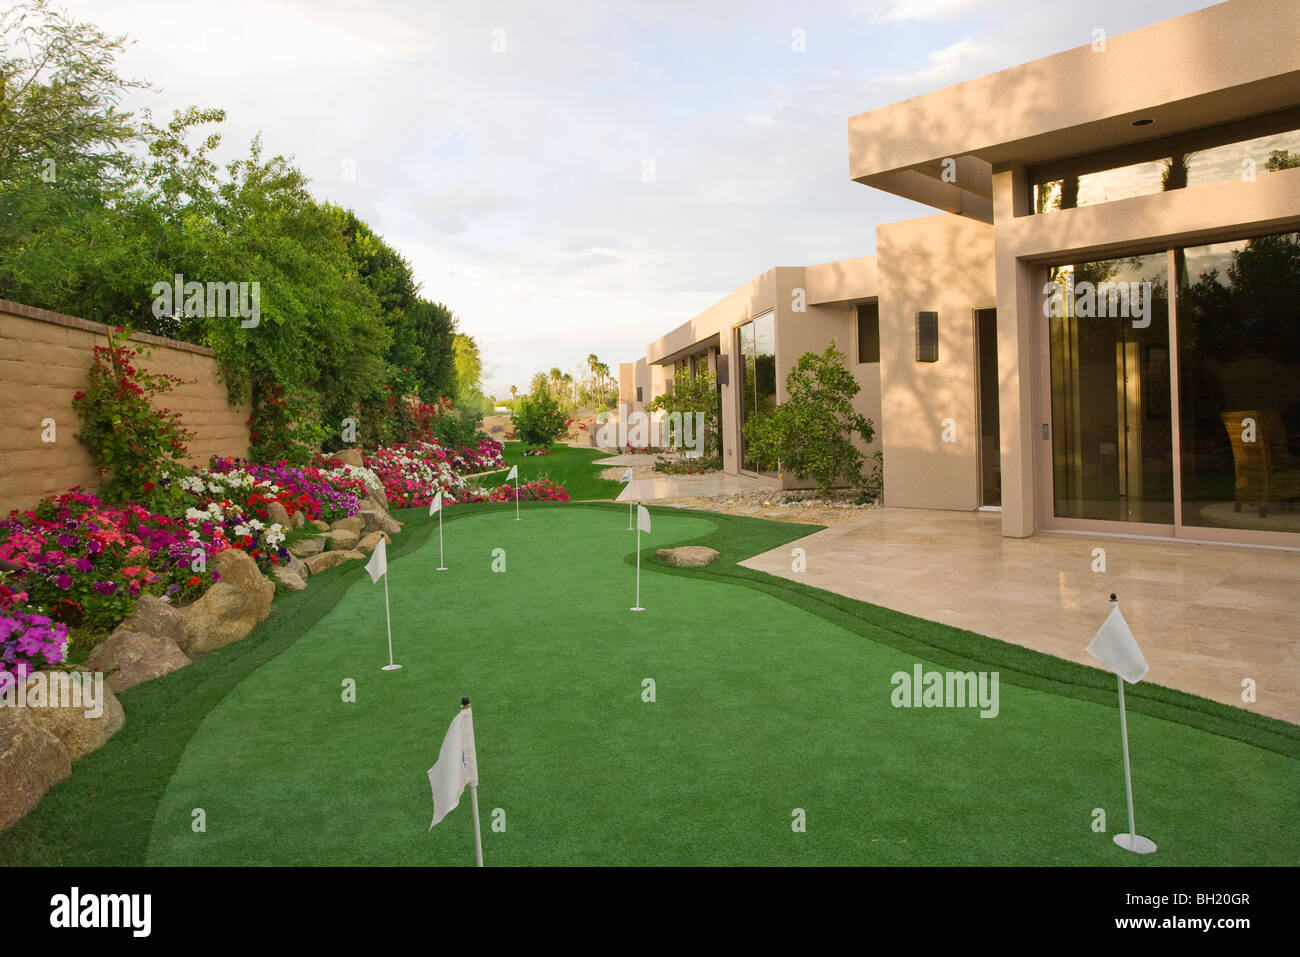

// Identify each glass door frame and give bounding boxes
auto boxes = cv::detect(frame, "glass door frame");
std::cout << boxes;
[1032,248,1300,549]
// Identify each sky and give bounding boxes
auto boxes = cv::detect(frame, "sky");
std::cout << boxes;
[61,0,1223,396]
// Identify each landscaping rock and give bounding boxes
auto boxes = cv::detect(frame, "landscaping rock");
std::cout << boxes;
[266,501,291,526]
[112,594,186,646]
[334,448,364,468]
[330,516,363,536]
[211,549,274,622]
[0,707,70,833]
[655,546,720,567]
[324,528,361,551]
[289,536,325,557]
[273,567,307,591]
[292,510,306,529]
[302,550,362,574]
[309,520,330,532]
[364,484,389,511]
[85,630,191,693]
[359,508,401,536]
[284,553,310,578]
[176,582,259,654]
[356,531,390,554]
[22,670,126,759]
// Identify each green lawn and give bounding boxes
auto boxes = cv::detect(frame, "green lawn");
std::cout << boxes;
[476,441,624,501]
[4,502,1295,867]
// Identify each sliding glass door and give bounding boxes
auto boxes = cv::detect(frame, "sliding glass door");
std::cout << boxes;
[1040,230,1300,544]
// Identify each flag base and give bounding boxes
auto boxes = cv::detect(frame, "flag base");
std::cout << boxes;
[1113,832,1157,854]
[381,663,403,671]
[436,567,448,572]
[630,606,645,612]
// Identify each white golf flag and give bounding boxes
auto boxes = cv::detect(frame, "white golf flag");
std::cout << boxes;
[428,707,479,829]
[506,464,518,482]
[364,537,387,583]
[429,489,442,515]
[1086,604,1149,684]
[619,467,633,483]
[637,505,651,533]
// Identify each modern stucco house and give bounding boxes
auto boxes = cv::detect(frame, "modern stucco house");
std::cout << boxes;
[621,0,1299,549]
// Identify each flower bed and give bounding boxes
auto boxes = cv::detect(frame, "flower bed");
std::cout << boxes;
[521,448,552,457]
[362,444,476,509]
[477,478,568,504]
[0,611,68,687]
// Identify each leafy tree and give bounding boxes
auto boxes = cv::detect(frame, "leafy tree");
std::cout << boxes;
[741,342,875,494]
[515,388,568,446]
[646,366,720,453]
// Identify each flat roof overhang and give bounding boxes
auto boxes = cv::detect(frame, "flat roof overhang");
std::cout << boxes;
[848,0,1300,218]
[651,333,720,367]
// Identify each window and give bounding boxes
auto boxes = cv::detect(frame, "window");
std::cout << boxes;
[737,311,777,474]
[915,312,938,362]
[857,302,880,363]
[1030,109,1300,214]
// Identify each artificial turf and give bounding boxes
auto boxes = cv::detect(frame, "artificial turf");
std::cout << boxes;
[4,501,1293,867]
[475,442,625,501]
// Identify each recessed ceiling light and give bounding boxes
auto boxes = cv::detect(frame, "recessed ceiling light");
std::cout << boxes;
[1132,118,1154,127]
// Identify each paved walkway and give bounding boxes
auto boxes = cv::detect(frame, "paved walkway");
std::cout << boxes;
[738,507,1300,725]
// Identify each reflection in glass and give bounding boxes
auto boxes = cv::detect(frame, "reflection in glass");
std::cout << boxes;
[1046,253,1173,524]
[1177,232,1300,530]
[738,312,777,473]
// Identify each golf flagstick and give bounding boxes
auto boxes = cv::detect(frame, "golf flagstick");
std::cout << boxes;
[430,490,446,571]
[1086,593,1155,855]
[427,697,483,866]
[619,467,634,529]
[366,540,400,671]
[631,505,649,611]
[506,464,520,521]
[463,697,484,867]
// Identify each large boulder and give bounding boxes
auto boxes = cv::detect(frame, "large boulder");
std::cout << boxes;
[334,448,364,468]
[0,707,70,833]
[302,550,365,575]
[266,500,291,527]
[364,484,389,511]
[283,553,310,578]
[324,528,361,552]
[330,516,363,537]
[655,546,720,568]
[355,531,390,554]
[112,594,186,646]
[85,630,191,693]
[291,510,306,529]
[360,509,402,536]
[21,670,126,759]
[273,567,307,591]
[211,549,274,621]
[308,520,330,532]
[289,536,325,558]
[176,583,260,655]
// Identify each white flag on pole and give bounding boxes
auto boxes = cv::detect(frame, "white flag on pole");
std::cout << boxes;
[1086,603,1149,684]
[428,707,479,830]
[506,465,518,482]
[619,467,633,483]
[429,489,442,515]
[364,537,387,583]
[637,505,651,533]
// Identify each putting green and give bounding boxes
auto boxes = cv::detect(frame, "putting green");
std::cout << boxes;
[141,504,1300,866]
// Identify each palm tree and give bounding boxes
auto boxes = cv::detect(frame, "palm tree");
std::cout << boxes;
[549,367,562,398]
[509,384,517,401]
[530,371,549,395]
[595,361,611,403]
[561,371,574,405]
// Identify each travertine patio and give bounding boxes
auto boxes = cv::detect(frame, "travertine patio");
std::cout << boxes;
[739,507,1300,725]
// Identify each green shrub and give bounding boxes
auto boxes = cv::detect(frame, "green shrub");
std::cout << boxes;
[515,389,568,446]
[741,341,875,495]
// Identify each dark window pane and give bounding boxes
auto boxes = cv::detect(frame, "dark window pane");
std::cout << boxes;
[857,302,880,363]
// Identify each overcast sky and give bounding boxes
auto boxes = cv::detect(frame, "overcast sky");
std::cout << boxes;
[64,0,1219,396]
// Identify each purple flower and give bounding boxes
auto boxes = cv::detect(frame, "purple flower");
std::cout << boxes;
[74,557,94,572]
[54,574,73,590]
[92,581,117,595]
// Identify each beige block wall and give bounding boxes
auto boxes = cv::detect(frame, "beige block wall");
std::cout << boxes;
[876,214,996,510]
[0,302,251,515]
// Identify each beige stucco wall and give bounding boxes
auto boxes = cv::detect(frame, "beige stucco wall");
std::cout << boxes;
[876,214,997,511]
[0,301,251,514]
